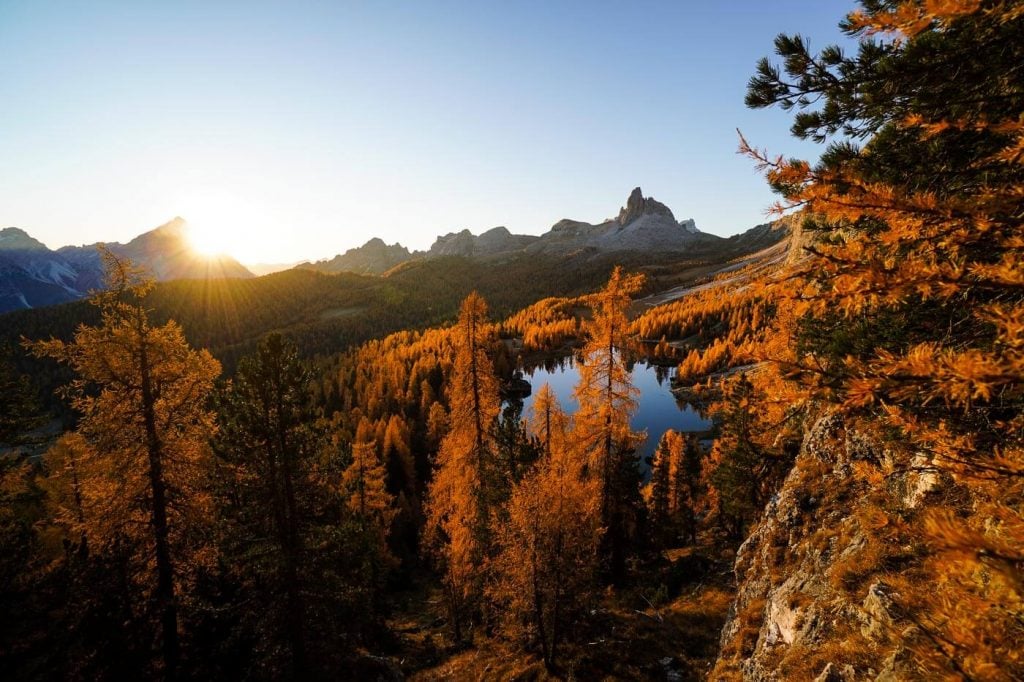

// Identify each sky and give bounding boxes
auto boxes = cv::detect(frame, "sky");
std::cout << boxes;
[0,1,857,264]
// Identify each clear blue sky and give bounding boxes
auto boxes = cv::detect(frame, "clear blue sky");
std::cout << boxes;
[0,1,856,263]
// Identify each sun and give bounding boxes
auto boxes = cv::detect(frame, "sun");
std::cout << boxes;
[178,191,261,262]
[188,223,234,257]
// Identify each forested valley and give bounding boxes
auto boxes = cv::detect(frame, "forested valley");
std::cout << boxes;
[2,2,1022,680]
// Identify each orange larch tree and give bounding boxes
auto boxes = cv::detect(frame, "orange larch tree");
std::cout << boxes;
[490,383,602,670]
[28,249,220,678]
[342,439,395,539]
[645,429,701,548]
[423,292,501,640]
[573,266,646,580]
[741,1,1024,675]
[38,432,92,559]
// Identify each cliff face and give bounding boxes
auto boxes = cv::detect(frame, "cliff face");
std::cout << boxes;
[713,414,941,681]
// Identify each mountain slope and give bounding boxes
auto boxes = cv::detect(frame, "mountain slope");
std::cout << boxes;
[0,219,253,313]
[59,217,253,281]
[301,237,412,275]
[0,228,90,311]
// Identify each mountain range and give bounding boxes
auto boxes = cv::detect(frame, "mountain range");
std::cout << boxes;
[0,188,784,313]
[0,218,253,313]
[301,187,779,275]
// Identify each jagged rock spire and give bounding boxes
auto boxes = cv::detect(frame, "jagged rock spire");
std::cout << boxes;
[616,187,675,226]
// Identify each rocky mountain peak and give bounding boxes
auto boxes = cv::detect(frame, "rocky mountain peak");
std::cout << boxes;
[428,229,475,257]
[353,237,407,255]
[679,218,699,234]
[476,226,515,251]
[349,237,410,260]
[0,227,49,251]
[479,226,510,238]
[426,226,538,259]
[153,217,188,236]
[616,187,675,226]
[300,237,411,275]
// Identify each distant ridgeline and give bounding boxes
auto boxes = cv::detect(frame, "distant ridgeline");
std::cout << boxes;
[298,187,781,275]
[0,218,252,313]
[1,189,781,314]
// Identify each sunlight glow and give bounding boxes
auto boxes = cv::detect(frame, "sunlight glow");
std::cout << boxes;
[180,191,265,262]
[188,225,231,257]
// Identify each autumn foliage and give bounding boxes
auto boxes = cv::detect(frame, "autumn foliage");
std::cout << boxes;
[490,385,602,669]
[720,0,1024,676]
[29,250,220,677]
[572,267,647,580]
[423,292,502,640]
[3,2,1022,678]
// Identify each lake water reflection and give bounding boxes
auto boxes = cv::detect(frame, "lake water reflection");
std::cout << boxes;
[518,356,712,467]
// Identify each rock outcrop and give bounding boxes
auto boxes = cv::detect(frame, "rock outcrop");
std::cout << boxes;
[713,414,942,681]
[304,237,412,274]
[426,226,538,258]
[527,186,713,255]
[473,225,538,255]
[617,186,675,225]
